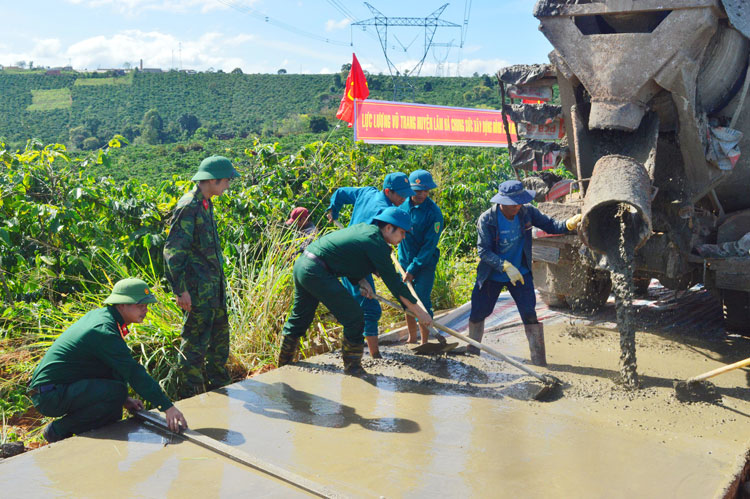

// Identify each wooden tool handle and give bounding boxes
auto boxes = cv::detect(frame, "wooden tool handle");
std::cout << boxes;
[690,356,750,382]
[135,410,338,498]
[390,253,447,345]
[374,293,552,384]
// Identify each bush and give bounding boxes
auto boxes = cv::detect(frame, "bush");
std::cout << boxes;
[82,136,100,150]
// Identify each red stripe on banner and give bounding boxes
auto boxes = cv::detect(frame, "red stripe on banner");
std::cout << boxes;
[354,99,518,147]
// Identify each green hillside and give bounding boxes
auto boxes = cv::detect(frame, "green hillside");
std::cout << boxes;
[0,70,502,147]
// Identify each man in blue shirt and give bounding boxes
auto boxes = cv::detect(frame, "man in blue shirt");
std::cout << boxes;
[398,170,443,344]
[326,172,416,358]
[467,180,581,366]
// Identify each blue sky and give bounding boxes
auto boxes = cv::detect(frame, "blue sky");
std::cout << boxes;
[3,1,553,75]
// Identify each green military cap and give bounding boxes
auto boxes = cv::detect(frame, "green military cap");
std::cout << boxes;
[103,278,158,305]
[191,155,240,181]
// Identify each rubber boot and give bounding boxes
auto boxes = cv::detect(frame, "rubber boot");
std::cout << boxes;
[466,320,485,356]
[277,335,300,367]
[43,422,65,443]
[342,338,367,376]
[524,322,547,367]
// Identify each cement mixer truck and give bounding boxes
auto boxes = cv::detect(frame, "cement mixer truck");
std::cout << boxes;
[503,0,750,333]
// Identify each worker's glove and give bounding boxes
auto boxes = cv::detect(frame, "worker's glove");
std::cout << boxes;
[502,260,525,286]
[565,214,582,231]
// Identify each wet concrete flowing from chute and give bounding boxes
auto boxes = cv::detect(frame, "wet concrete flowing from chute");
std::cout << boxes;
[605,203,639,388]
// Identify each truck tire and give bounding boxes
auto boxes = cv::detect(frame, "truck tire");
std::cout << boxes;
[539,290,567,308]
[564,274,612,314]
[722,290,750,335]
[633,276,651,297]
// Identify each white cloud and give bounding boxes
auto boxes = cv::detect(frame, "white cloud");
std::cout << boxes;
[32,39,63,58]
[388,57,511,77]
[65,0,235,15]
[4,30,256,71]
[325,18,351,32]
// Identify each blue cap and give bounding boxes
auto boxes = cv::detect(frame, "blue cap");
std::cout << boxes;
[409,169,437,191]
[372,207,412,231]
[490,180,535,205]
[383,172,416,198]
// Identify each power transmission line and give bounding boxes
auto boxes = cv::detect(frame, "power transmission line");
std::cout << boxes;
[456,0,472,76]
[217,0,350,46]
[352,3,461,98]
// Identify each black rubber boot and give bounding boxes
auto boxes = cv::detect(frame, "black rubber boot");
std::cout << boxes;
[43,422,65,443]
[342,338,367,376]
[524,322,547,366]
[277,335,300,367]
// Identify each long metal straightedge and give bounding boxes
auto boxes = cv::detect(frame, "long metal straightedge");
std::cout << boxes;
[135,410,340,498]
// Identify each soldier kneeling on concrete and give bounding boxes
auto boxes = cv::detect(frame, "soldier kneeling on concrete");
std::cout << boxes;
[466,180,581,366]
[278,207,432,375]
[28,278,188,442]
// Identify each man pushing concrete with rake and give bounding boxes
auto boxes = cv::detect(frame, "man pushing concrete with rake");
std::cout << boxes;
[279,207,432,375]
[326,172,416,358]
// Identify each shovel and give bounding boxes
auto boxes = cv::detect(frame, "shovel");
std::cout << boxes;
[674,356,750,403]
[389,254,458,355]
[374,293,562,401]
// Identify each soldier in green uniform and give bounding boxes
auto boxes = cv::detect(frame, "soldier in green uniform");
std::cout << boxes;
[28,278,188,442]
[278,207,433,375]
[164,155,239,398]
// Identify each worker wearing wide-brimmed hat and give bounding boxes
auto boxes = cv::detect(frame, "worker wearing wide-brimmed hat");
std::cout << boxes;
[280,207,432,375]
[466,180,581,365]
[29,278,188,442]
[164,155,240,398]
[398,170,444,344]
[326,172,416,358]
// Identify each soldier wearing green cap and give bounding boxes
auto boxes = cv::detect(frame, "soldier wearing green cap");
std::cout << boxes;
[28,278,188,442]
[279,207,432,375]
[325,172,416,359]
[164,155,239,398]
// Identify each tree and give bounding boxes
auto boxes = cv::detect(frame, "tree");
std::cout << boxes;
[231,67,243,74]
[178,113,201,136]
[69,126,87,149]
[82,137,100,150]
[16,61,26,69]
[309,116,329,133]
[482,74,493,87]
[332,73,342,88]
[141,109,164,145]
[423,81,433,92]
[277,68,287,74]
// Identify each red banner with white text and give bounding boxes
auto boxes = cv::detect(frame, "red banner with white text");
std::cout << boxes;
[354,100,518,147]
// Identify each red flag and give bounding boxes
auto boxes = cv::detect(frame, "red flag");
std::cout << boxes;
[336,53,369,127]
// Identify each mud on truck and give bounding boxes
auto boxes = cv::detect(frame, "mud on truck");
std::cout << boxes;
[500,0,750,334]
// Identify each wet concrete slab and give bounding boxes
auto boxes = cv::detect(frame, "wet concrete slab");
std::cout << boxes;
[3,310,750,497]
[0,418,308,497]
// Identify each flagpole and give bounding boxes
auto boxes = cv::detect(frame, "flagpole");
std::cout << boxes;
[353,98,357,141]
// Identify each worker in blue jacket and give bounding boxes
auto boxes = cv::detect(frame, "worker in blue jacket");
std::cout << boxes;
[327,172,415,358]
[398,170,443,344]
[467,180,581,366]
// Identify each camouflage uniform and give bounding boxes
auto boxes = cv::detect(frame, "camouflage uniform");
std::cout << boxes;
[164,186,231,397]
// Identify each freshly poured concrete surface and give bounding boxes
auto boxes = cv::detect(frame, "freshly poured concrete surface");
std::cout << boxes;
[3,319,750,497]
[0,418,308,497]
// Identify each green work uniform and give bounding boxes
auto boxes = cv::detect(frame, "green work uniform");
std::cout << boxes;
[282,223,417,343]
[29,306,173,439]
[164,186,231,397]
